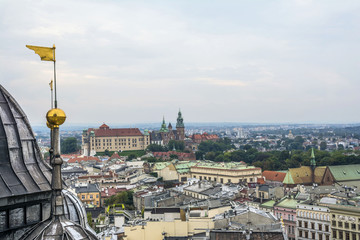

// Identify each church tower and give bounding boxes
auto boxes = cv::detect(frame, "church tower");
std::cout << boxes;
[176,109,185,140]
[310,148,316,184]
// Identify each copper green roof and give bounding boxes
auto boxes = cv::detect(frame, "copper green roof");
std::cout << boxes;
[328,164,360,182]
[275,198,298,209]
[283,171,295,184]
[175,161,199,173]
[260,200,276,208]
[153,162,171,170]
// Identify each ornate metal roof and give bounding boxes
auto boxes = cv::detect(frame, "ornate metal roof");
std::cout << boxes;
[0,85,52,198]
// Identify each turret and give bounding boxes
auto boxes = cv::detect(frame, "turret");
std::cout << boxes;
[176,109,185,140]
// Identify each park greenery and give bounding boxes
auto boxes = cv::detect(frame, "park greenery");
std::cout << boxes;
[146,140,186,152]
[196,143,360,171]
[104,190,135,210]
[145,137,360,171]
[60,137,80,154]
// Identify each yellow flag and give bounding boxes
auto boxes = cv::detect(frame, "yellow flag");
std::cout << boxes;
[26,45,55,61]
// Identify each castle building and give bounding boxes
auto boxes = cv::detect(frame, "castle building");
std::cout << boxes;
[150,110,185,146]
[82,124,150,156]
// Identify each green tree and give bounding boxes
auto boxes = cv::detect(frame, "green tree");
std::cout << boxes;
[320,141,327,151]
[87,212,93,229]
[104,149,111,156]
[61,137,79,154]
[168,140,185,151]
[169,154,178,159]
[127,153,137,160]
[147,144,167,152]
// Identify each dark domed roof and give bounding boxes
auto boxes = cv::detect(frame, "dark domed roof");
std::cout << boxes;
[0,85,52,198]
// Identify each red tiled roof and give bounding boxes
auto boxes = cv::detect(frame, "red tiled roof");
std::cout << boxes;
[191,133,219,141]
[88,127,143,137]
[257,177,265,184]
[109,152,121,160]
[68,156,101,163]
[99,123,109,129]
[262,170,286,182]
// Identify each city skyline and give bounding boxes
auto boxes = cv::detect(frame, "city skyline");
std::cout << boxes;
[1,0,360,125]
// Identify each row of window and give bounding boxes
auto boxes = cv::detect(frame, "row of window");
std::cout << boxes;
[298,230,330,240]
[0,203,49,232]
[80,194,99,200]
[332,230,359,240]
[193,175,253,183]
[277,212,294,221]
[298,211,330,221]
[94,138,144,143]
[332,220,358,230]
[298,220,329,232]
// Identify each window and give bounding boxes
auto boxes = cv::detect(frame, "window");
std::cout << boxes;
[311,223,315,229]
[304,222,308,228]
[220,178,223,183]
[332,230,337,238]
[325,225,329,232]
[332,221,336,227]
[298,220,302,227]
[304,231,308,238]
[291,226,294,234]
[319,224,322,231]
[228,179,231,183]
[312,232,315,239]
[82,195,85,200]
[338,221,343,228]
[199,176,202,180]
[351,223,356,230]
[345,222,349,229]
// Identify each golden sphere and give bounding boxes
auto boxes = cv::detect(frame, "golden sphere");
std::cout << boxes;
[46,121,54,129]
[46,108,66,127]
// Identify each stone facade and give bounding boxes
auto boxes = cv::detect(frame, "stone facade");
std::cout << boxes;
[296,203,330,240]
[82,124,150,156]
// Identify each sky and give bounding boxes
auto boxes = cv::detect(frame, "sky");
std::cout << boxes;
[0,0,360,126]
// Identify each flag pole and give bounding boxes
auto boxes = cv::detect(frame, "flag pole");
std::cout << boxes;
[50,80,53,109]
[53,44,57,108]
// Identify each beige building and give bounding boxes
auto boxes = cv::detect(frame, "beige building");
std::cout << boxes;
[124,206,230,240]
[327,204,360,240]
[190,162,262,184]
[82,124,150,156]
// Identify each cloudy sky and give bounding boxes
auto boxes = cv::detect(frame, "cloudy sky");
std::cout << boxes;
[0,0,359,126]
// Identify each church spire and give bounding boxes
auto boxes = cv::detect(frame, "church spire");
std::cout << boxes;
[176,109,184,128]
[310,148,316,168]
[160,116,168,132]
